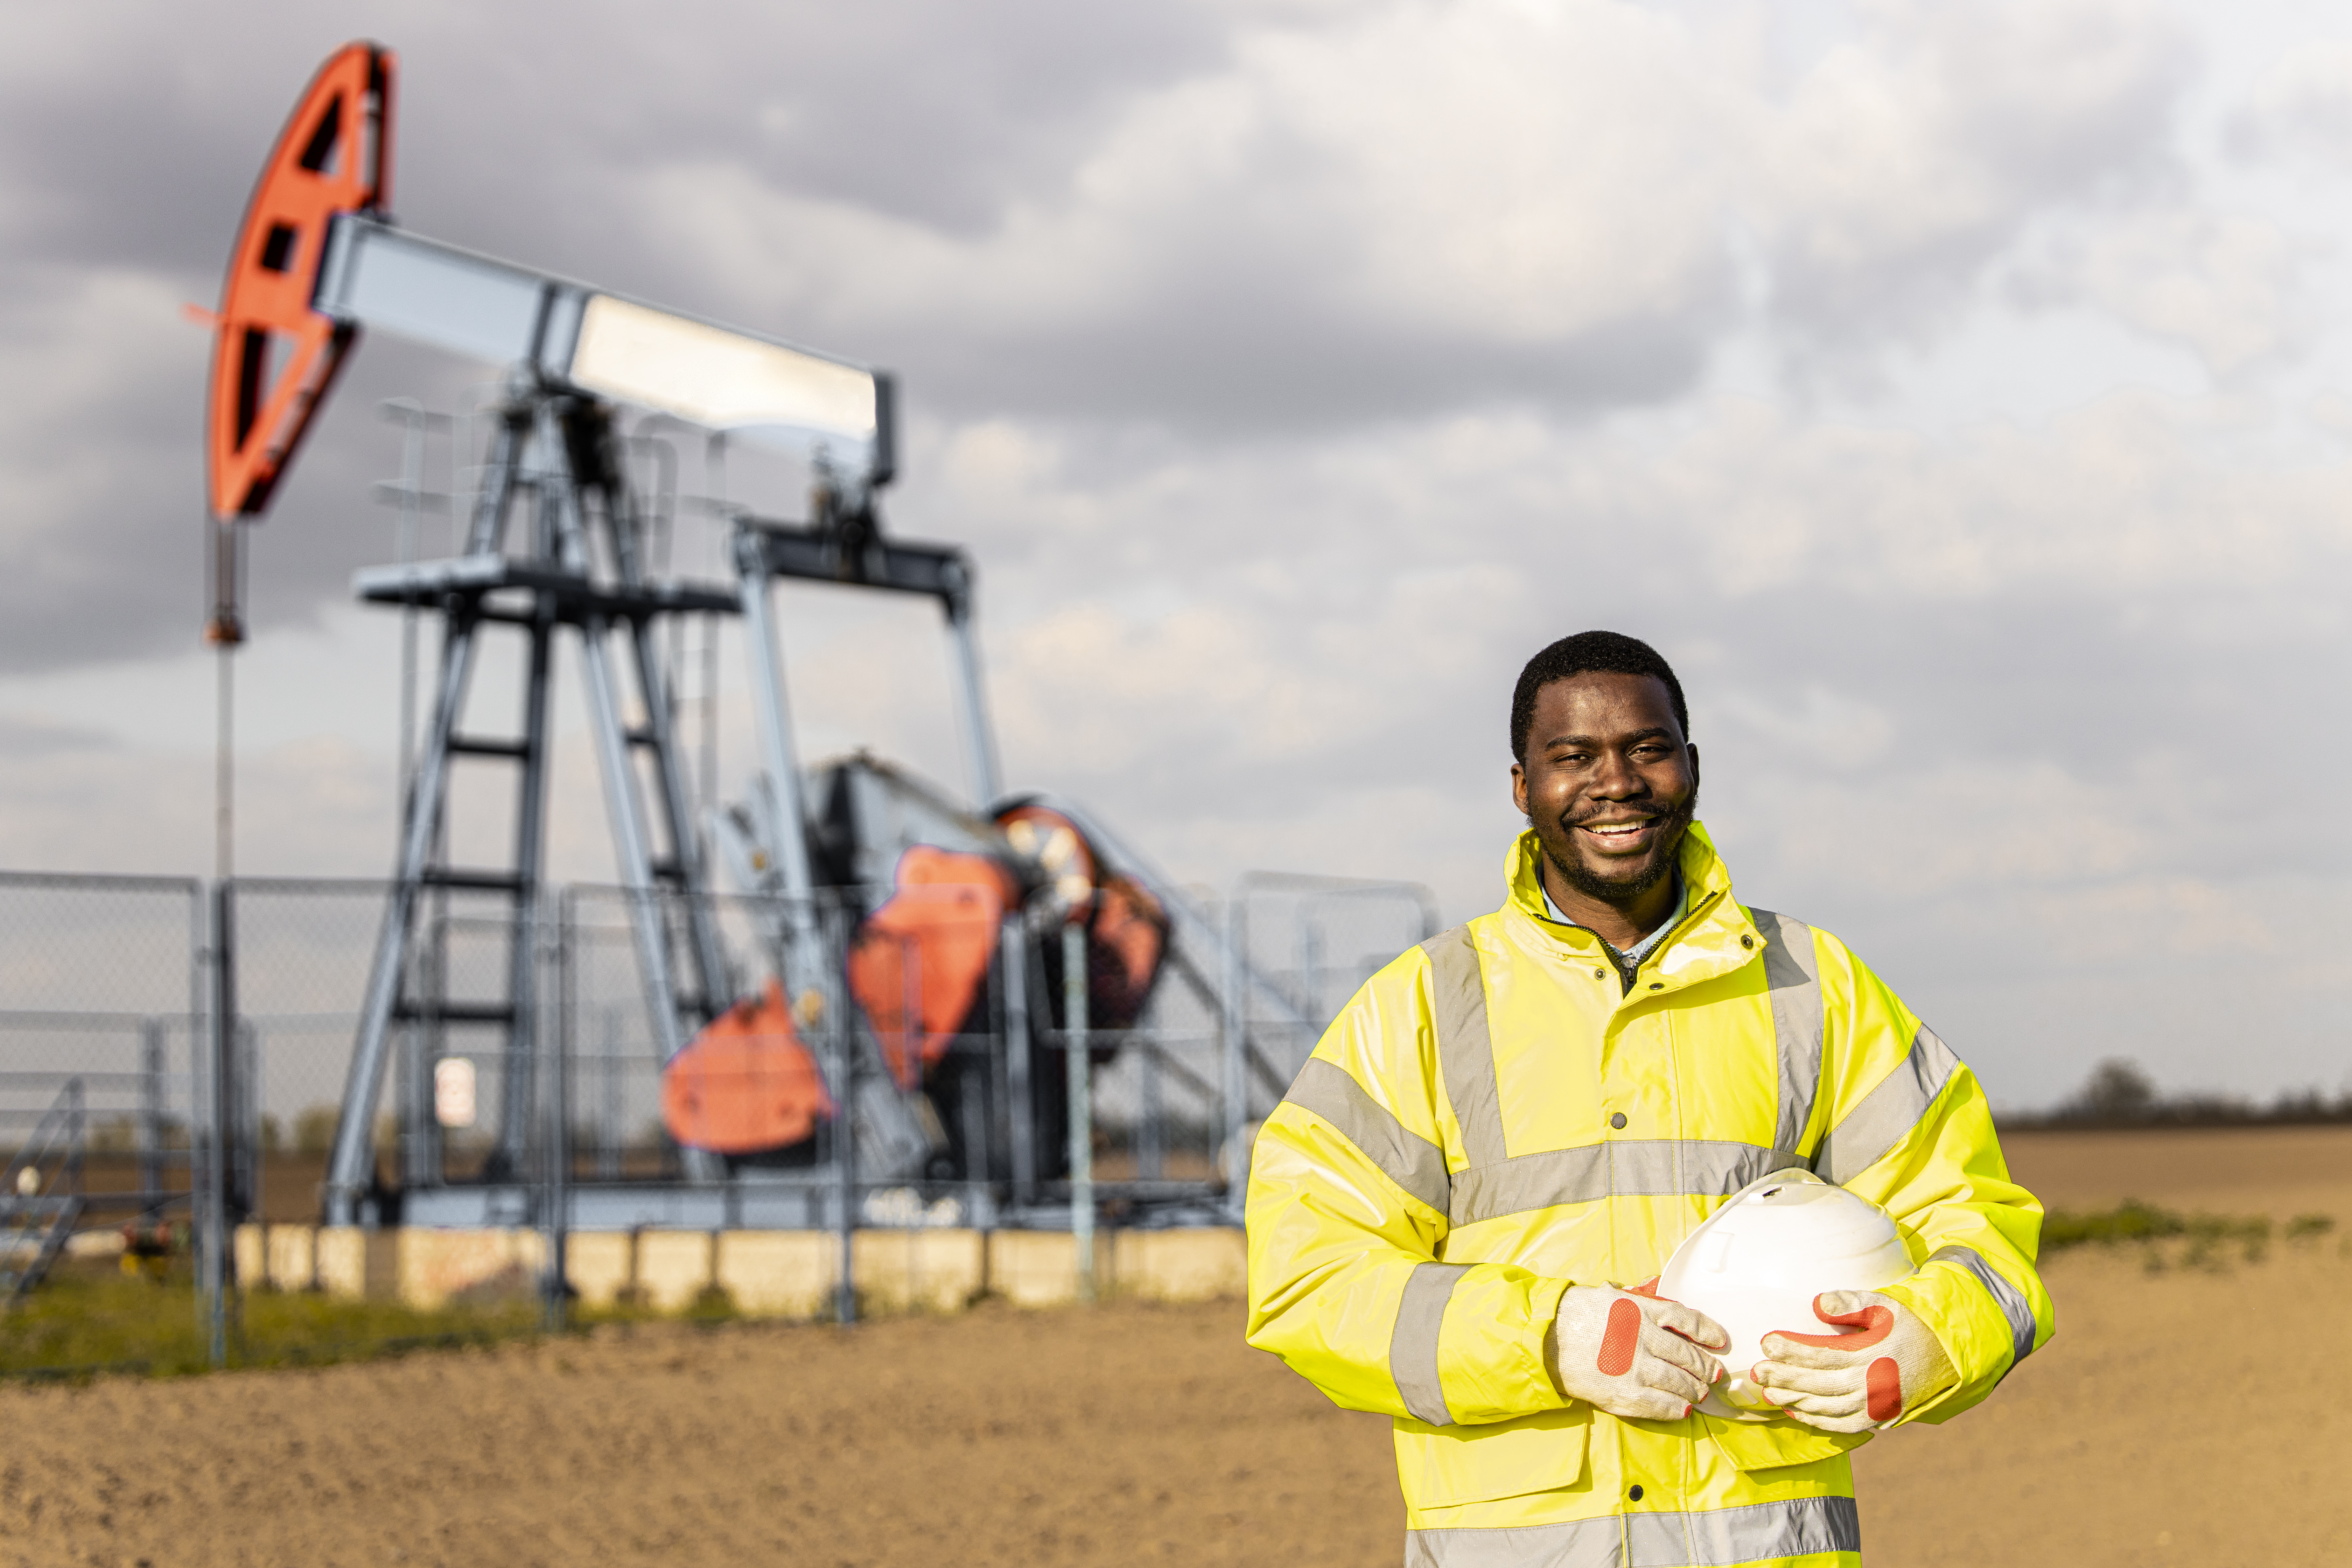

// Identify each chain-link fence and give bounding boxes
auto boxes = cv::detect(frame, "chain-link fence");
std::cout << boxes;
[1226,871,1442,1084]
[228,877,534,1220]
[0,874,205,1232]
[1095,874,1440,1203]
[0,866,1436,1345]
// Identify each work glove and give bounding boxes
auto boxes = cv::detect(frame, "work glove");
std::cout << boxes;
[1750,1290,1958,1433]
[1548,1282,1728,1421]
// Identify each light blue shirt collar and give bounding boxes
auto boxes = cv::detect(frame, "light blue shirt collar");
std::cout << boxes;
[1541,872,1686,966]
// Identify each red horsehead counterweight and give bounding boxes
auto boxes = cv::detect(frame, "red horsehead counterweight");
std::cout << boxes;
[204,43,393,523]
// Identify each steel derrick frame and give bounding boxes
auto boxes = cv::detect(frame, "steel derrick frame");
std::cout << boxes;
[325,389,731,1223]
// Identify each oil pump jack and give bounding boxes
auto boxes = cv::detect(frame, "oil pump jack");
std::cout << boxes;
[205,43,1348,1233]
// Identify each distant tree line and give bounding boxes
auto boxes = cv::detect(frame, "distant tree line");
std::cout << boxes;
[2004,1057,2352,1129]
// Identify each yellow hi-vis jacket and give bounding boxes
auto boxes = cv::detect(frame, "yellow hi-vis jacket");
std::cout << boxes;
[1245,824,2051,1568]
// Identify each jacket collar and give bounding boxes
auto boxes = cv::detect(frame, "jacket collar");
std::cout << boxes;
[1502,821,1763,993]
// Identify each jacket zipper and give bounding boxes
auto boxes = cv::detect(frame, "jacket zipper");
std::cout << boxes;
[1619,890,1723,996]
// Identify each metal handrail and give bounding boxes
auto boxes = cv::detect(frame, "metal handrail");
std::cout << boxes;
[0,1078,86,1297]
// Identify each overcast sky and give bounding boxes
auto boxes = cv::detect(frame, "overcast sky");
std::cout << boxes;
[6,0,2352,1108]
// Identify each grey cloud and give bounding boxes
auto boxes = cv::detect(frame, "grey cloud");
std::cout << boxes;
[1750,0,2196,366]
[0,276,491,674]
[0,0,1240,672]
[904,299,1722,437]
[1995,205,2310,377]
[930,392,2352,1105]
[0,0,2215,678]
[0,710,117,758]
[3,0,2339,1114]
[0,0,1226,273]
[2225,36,2352,171]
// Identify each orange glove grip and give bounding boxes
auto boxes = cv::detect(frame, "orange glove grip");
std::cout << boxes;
[1750,1290,1957,1432]
[1549,1283,1730,1422]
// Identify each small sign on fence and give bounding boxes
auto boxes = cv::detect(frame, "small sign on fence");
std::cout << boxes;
[433,1058,476,1129]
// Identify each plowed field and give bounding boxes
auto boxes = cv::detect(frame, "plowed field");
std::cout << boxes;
[1,1126,2346,1567]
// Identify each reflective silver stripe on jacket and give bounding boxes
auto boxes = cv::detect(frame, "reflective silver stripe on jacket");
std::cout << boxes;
[1283,1057,1453,1216]
[1450,1141,1805,1227]
[1424,926,1510,1168]
[1814,1025,1962,1185]
[1930,1244,2039,1369]
[1391,1261,1471,1427]
[1407,1516,1620,1568]
[1423,920,1807,1227]
[1749,908,1825,1158]
[1406,1494,1860,1567]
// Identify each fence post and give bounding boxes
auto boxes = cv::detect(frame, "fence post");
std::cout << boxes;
[830,898,857,1325]
[600,1007,621,1181]
[899,932,924,1307]
[400,1007,431,1185]
[1220,892,1248,1224]
[542,889,569,1333]
[1138,1035,1163,1183]
[1003,915,1034,1208]
[200,880,236,1369]
[1297,907,1324,1024]
[64,1077,84,1200]
[238,1021,260,1227]
[1063,917,1093,1303]
[137,1018,163,1210]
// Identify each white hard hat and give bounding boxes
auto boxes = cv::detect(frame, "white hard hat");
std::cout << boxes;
[1658,1169,1914,1419]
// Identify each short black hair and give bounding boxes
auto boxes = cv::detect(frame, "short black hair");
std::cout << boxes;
[1510,631,1689,762]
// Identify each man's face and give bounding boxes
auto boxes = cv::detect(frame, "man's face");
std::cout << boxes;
[1510,672,1700,906]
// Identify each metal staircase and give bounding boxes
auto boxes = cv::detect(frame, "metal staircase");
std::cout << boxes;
[0,1078,85,1298]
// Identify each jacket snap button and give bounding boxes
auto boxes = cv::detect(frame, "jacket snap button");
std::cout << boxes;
[1741,934,1754,949]
[1610,1112,1627,1130]
[1592,967,1605,980]
[1648,982,1664,991]
[1628,1484,1644,1501]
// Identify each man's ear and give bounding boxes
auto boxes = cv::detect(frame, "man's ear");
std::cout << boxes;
[1686,744,1700,792]
[1510,761,1529,818]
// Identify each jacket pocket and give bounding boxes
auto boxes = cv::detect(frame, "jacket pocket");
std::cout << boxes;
[1699,1413,1871,1472]
[1393,1408,1591,1506]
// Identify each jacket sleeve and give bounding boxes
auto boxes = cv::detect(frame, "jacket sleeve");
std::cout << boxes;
[1244,948,1573,1428]
[1809,931,2054,1425]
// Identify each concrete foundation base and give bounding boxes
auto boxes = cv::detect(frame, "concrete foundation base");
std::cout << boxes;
[231,1223,1247,1315]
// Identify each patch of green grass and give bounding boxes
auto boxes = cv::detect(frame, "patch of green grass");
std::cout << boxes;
[2042,1199,2187,1248]
[0,1260,706,1381]
[2041,1200,2320,1272]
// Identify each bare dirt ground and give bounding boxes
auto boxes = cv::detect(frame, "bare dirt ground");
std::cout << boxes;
[2002,1122,2352,1220]
[2,1126,2347,1568]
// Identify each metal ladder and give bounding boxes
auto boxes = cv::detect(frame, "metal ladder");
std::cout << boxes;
[325,388,735,1222]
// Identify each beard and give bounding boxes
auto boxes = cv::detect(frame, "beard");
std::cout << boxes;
[1538,786,1698,905]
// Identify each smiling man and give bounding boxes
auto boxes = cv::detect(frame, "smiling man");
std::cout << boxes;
[1245,630,2051,1568]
